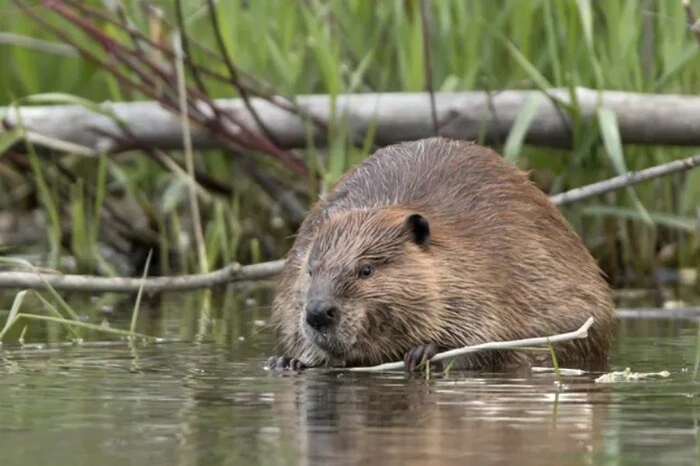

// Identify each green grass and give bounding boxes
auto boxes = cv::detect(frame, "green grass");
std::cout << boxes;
[0,257,154,344]
[0,0,699,299]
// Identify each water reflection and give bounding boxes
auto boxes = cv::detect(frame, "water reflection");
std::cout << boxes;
[269,370,609,466]
[0,303,698,465]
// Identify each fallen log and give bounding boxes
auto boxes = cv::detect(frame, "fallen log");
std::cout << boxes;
[4,87,700,155]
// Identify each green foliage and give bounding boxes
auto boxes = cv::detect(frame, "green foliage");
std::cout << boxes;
[0,257,153,343]
[0,0,699,284]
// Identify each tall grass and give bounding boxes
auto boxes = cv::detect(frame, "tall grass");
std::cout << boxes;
[0,0,699,292]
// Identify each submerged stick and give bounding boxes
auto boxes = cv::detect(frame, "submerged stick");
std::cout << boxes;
[345,317,595,373]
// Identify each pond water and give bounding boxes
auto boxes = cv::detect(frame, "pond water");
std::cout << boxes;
[0,289,699,466]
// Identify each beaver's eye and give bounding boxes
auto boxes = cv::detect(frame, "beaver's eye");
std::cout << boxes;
[359,264,374,278]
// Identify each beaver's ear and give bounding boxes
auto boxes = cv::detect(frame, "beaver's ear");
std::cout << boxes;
[404,213,430,247]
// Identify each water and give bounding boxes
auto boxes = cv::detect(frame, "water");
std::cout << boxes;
[1,293,700,465]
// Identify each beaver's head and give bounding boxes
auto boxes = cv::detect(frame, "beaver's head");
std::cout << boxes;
[300,206,443,366]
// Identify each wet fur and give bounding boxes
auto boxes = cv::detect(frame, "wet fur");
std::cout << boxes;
[269,137,617,372]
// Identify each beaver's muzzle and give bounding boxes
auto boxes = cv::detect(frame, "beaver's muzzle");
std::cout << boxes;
[305,299,340,331]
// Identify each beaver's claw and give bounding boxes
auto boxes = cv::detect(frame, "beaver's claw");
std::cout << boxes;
[265,356,308,371]
[403,343,443,373]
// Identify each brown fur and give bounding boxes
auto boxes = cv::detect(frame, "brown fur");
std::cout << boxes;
[269,137,617,372]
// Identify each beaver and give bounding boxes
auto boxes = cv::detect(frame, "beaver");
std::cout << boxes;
[266,137,616,373]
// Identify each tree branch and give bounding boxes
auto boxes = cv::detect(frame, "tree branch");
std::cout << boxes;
[0,260,284,293]
[550,151,700,205]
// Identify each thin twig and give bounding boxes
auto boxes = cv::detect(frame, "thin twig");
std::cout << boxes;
[0,260,285,293]
[65,0,278,100]
[205,0,283,147]
[550,151,700,205]
[10,1,180,117]
[683,0,700,45]
[22,0,309,177]
[45,1,183,107]
[60,0,331,144]
[113,0,147,54]
[342,317,595,372]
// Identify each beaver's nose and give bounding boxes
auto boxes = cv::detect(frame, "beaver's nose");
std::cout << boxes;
[305,300,340,330]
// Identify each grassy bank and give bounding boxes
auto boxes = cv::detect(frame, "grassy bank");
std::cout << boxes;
[0,0,699,293]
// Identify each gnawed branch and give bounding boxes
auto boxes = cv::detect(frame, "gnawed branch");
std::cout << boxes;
[341,317,595,373]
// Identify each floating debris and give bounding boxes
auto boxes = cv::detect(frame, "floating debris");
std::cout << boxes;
[595,367,671,383]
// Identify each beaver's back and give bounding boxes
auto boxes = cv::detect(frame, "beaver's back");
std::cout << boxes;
[323,138,574,243]
[325,138,494,215]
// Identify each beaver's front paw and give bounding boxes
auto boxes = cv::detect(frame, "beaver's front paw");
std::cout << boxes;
[403,343,443,373]
[265,356,308,371]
